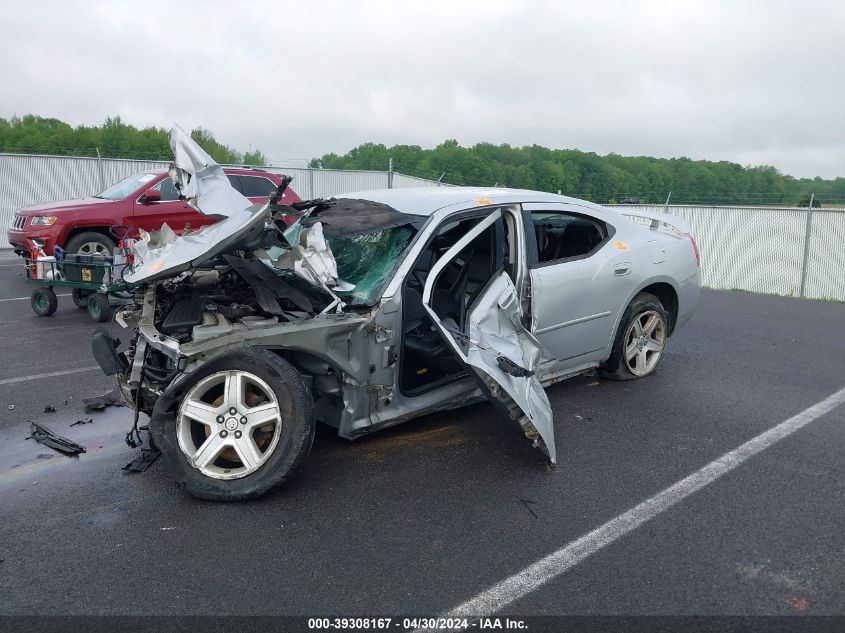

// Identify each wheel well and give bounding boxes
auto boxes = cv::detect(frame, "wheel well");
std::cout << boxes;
[640,282,678,335]
[64,226,117,247]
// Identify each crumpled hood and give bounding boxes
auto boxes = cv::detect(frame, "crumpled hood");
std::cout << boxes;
[123,125,271,284]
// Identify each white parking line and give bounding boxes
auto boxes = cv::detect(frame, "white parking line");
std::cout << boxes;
[0,293,72,302]
[0,367,100,386]
[439,386,845,619]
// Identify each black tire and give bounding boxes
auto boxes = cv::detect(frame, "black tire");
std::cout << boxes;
[72,288,90,309]
[64,231,115,257]
[87,293,111,322]
[150,348,315,501]
[600,292,669,381]
[31,288,58,316]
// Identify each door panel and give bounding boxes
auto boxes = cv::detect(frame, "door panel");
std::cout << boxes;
[524,203,627,367]
[422,210,556,463]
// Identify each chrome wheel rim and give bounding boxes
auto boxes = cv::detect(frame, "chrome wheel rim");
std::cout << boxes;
[176,370,283,480]
[623,310,666,376]
[77,241,110,256]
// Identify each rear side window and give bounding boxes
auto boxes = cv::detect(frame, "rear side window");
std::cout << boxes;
[238,175,278,197]
[530,211,607,263]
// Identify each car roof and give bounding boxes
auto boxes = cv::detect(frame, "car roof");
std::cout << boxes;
[334,187,608,217]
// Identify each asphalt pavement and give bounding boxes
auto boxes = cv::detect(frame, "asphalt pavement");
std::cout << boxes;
[0,248,843,618]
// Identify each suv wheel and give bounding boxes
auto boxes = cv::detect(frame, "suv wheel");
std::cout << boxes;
[150,348,315,501]
[65,232,115,257]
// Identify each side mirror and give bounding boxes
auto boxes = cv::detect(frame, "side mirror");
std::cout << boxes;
[140,188,161,203]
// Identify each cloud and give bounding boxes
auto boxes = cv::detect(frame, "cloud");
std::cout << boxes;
[1,0,843,177]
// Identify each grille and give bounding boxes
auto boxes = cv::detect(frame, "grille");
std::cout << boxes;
[12,215,25,230]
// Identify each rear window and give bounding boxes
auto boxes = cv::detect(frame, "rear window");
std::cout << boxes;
[239,175,278,197]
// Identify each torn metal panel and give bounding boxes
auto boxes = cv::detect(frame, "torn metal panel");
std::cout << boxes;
[168,124,252,219]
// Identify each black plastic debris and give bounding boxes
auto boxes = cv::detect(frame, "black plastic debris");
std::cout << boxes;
[497,356,534,378]
[122,448,161,473]
[43,405,56,413]
[70,418,93,427]
[26,422,86,456]
[83,389,123,413]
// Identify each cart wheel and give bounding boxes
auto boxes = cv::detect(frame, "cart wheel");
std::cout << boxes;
[87,294,112,322]
[72,289,90,309]
[31,288,58,317]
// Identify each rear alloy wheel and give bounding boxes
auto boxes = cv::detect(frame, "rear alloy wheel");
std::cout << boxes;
[601,292,668,380]
[622,309,666,376]
[150,348,315,501]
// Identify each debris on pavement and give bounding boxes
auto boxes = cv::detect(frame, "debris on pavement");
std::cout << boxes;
[70,418,93,427]
[517,495,539,519]
[574,414,593,422]
[7,405,14,411]
[83,389,124,413]
[43,405,56,413]
[26,422,86,456]
[122,448,161,473]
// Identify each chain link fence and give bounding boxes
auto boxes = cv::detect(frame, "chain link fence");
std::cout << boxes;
[608,204,845,302]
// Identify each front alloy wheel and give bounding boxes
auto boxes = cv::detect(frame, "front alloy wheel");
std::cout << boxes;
[150,348,315,501]
[177,371,283,480]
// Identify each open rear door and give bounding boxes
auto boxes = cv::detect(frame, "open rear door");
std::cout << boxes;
[421,210,556,463]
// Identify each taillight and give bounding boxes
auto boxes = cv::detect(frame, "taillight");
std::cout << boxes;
[683,232,700,266]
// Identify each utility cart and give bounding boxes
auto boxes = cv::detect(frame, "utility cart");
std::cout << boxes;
[26,255,132,322]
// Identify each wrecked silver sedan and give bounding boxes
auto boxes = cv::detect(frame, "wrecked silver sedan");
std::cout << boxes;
[92,126,701,500]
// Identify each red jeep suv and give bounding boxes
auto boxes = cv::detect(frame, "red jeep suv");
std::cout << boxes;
[8,168,300,257]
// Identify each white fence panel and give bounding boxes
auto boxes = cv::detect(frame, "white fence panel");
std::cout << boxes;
[610,204,845,301]
[627,204,809,297]
[804,210,845,301]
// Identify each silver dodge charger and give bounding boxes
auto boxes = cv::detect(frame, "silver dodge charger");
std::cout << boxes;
[93,127,701,500]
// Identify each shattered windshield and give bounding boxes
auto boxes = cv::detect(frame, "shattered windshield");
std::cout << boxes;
[329,226,416,305]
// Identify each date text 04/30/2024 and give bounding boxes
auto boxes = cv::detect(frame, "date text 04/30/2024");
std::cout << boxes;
[307,617,528,630]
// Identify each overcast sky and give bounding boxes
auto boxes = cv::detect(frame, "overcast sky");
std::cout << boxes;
[2,1,843,178]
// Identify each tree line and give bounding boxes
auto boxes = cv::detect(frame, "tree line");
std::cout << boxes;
[0,115,266,166]
[2,115,843,206]
[313,140,845,207]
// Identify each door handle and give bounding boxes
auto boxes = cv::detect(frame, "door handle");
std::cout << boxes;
[613,263,631,276]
